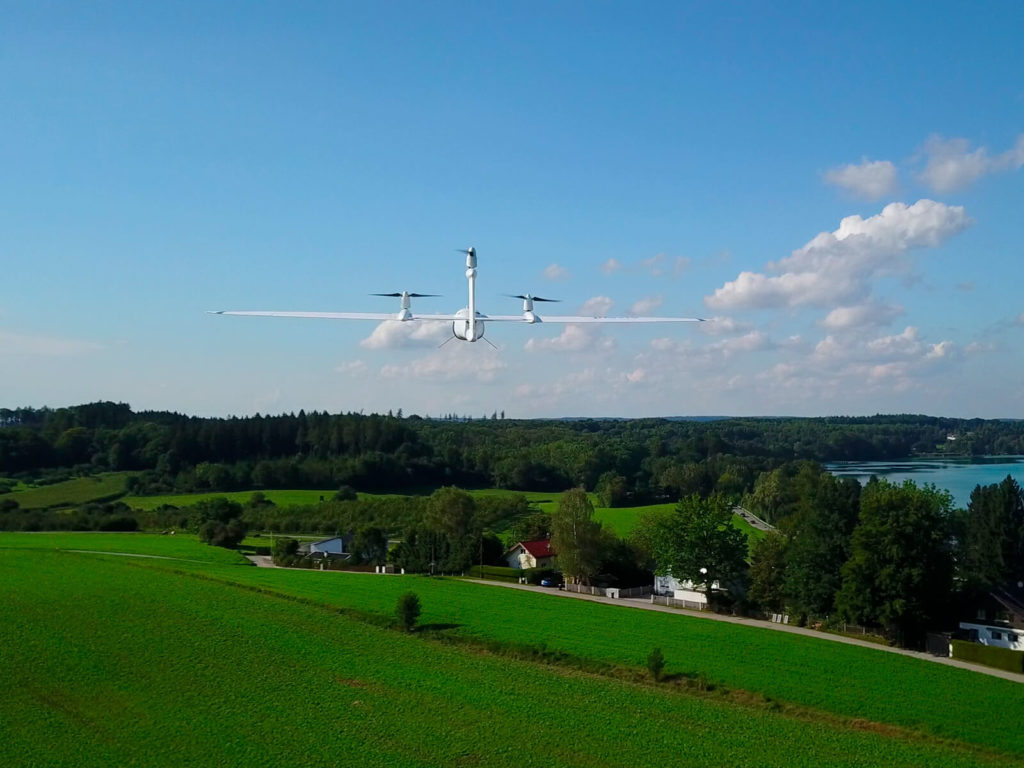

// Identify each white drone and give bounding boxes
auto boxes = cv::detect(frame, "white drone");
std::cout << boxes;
[210,247,704,344]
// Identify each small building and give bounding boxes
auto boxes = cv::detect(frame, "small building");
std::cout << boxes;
[308,536,351,560]
[654,573,717,607]
[958,582,1024,651]
[505,539,556,570]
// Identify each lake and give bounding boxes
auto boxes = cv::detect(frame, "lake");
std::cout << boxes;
[826,456,1024,508]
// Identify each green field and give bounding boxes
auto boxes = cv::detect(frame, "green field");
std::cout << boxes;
[121,486,760,542]
[123,488,339,510]
[0,473,130,509]
[2,532,1021,765]
[0,531,250,564]
[0,540,1014,767]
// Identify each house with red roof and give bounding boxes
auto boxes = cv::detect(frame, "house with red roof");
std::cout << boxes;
[505,538,556,570]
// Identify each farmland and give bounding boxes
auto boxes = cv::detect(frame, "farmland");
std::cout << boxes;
[0,542,1014,767]
[3,474,761,545]
[182,559,1024,756]
[0,472,129,510]
[3,532,1022,765]
[120,485,758,541]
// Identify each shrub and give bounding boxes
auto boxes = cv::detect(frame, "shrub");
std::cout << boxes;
[647,647,665,681]
[951,640,1024,673]
[334,485,358,502]
[396,592,421,632]
[199,518,247,548]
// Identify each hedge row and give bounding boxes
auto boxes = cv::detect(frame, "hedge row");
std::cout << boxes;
[951,639,1024,674]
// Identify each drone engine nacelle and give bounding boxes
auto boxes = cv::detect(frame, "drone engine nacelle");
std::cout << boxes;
[452,308,485,342]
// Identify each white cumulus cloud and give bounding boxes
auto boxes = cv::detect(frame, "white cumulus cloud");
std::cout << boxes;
[379,347,506,383]
[918,133,1024,193]
[543,263,571,281]
[629,295,663,316]
[579,296,615,316]
[824,159,898,200]
[705,199,971,311]
[600,258,623,274]
[820,302,904,331]
[524,324,616,353]
[699,316,755,336]
[524,296,616,353]
[359,320,449,349]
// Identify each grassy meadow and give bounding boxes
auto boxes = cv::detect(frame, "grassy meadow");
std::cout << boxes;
[2,532,1022,766]
[0,472,130,509]
[1,539,1017,767]
[5,476,764,545]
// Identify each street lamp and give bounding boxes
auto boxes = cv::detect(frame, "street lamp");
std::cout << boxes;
[699,567,709,610]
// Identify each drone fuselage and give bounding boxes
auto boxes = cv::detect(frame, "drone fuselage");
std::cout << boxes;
[452,308,486,342]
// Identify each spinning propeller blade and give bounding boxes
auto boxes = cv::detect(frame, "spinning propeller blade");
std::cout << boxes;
[504,294,561,302]
[370,293,441,298]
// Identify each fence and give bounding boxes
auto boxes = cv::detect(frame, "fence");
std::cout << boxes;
[562,584,653,599]
[564,584,607,597]
[650,594,706,611]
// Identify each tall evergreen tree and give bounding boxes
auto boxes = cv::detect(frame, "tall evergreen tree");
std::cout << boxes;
[960,475,1024,590]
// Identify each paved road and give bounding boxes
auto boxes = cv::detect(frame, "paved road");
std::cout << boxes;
[466,577,1024,684]
[733,505,775,531]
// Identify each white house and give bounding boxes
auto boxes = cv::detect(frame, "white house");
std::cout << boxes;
[654,573,720,608]
[505,539,556,570]
[308,536,350,559]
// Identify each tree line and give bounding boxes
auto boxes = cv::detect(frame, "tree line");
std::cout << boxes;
[5,402,1024,503]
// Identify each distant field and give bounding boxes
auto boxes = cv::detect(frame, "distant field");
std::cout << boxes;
[0,531,249,564]
[0,473,130,510]
[123,488,337,510]
[121,486,762,544]
[0,544,1012,767]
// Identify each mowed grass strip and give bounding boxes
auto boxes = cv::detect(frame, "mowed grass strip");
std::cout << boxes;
[0,550,1008,768]
[0,531,249,564]
[158,562,1024,756]
[0,472,130,509]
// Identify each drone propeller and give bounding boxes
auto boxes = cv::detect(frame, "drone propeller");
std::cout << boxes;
[370,292,441,298]
[504,293,561,303]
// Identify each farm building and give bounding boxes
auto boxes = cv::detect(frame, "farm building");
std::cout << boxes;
[505,539,556,570]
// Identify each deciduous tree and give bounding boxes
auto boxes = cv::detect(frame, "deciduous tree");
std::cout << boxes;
[652,493,747,603]
[837,479,954,645]
[551,488,603,585]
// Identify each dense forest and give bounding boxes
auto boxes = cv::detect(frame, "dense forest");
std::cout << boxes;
[3,402,1024,501]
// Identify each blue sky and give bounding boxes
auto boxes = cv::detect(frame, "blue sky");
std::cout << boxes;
[2,2,1023,418]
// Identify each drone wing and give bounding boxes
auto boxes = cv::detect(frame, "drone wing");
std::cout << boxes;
[208,310,461,321]
[482,314,705,323]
